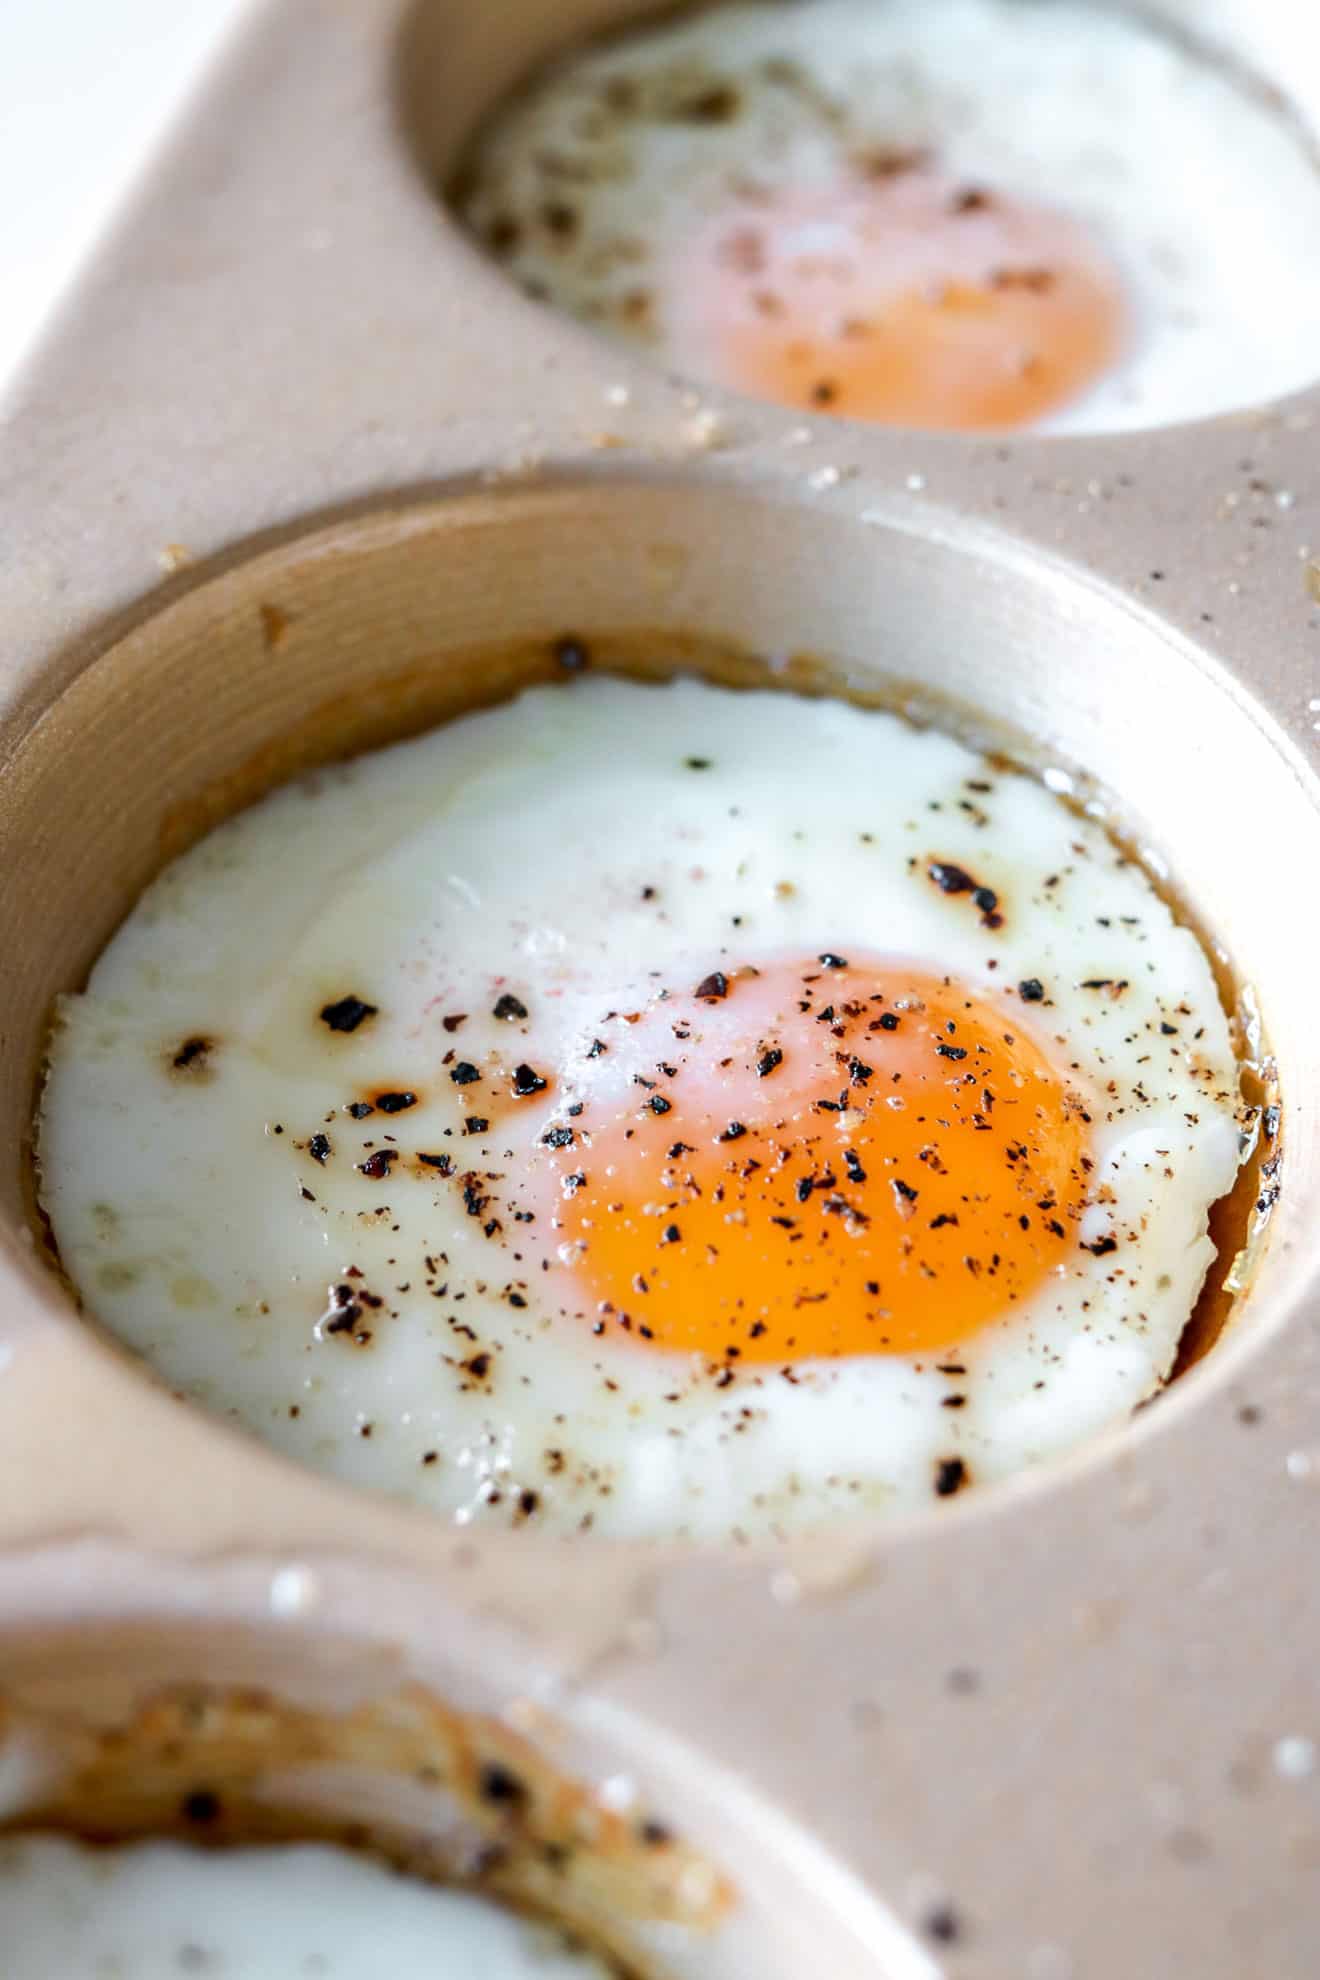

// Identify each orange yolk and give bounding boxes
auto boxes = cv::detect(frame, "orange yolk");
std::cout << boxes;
[549,961,1091,1361]
[666,165,1126,429]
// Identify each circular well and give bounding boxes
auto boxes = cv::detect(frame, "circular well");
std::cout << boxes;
[2,471,1317,1523]
[0,1559,923,1980]
[406,0,1320,435]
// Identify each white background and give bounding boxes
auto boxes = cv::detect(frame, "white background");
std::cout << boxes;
[0,0,251,387]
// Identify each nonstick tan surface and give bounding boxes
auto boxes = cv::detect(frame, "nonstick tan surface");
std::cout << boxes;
[2,4,1320,1976]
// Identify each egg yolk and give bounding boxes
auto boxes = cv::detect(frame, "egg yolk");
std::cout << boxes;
[550,961,1091,1360]
[666,164,1126,429]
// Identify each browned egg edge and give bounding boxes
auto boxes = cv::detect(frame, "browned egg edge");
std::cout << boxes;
[0,1674,734,1975]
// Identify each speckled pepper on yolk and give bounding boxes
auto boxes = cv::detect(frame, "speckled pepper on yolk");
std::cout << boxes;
[667,167,1126,429]
[548,959,1093,1360]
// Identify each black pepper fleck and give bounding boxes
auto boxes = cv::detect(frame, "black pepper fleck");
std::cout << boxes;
[171,1036,211,1072]
[928,862,976,895]
[320,995,377,1034]
[554,636,590,673]
[479,1762,526,1806]
[924,1901,962,1944]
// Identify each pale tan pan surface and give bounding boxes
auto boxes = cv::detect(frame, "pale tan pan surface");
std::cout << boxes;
[0,3,1319,1977]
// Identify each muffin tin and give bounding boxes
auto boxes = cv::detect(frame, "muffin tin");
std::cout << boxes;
[2,1,1319,1973]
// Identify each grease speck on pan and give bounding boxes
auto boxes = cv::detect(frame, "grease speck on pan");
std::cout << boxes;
[37,677,1250,1539]
[454,0,1320,432]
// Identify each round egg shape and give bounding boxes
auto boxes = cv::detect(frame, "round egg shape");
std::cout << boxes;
[37,678,1246,1538]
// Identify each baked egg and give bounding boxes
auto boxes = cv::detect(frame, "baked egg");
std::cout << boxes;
[456,0,1320,432]
[37,675,1253,1538]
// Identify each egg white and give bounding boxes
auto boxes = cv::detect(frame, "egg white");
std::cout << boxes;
[0,1836,613,1979]
[38,677,1245,1538]
[457,0,1320,432]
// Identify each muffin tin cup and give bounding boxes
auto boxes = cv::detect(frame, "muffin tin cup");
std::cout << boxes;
[2,3,1320,1975]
